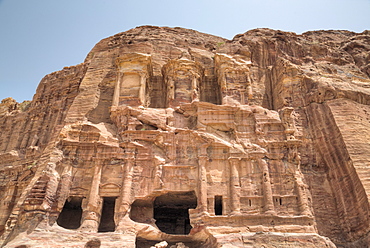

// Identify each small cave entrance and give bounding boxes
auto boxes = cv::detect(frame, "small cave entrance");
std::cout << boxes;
[98,197,116,232]
[154,191,197,235]
[57,197,83,229]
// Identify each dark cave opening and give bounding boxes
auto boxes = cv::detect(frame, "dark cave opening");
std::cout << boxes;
[57,197,83,229]
[153,191,197,235]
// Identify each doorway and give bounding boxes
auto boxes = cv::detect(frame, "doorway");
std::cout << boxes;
[214,195,223,215]
[98,197,116,232]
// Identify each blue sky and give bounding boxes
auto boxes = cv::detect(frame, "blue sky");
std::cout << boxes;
[0,0,369,102]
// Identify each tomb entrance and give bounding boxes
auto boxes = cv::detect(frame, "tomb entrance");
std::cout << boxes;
[153,191,197,235]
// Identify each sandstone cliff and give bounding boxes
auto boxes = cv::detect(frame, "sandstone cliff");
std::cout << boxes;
[0,26,369,248]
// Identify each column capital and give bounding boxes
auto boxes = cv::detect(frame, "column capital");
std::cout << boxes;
[228,157,241,164]
[198,154,208,159]
[199,143,209,156]
[198,155,208,167]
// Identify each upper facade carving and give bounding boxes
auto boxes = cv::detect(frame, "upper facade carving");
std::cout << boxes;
[113,52,253,109]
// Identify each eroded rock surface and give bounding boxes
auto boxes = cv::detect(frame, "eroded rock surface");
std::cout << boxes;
[1,26,370,247]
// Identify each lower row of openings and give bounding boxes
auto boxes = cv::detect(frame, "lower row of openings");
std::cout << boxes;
[56,197,116,232]
[57,192,199,235]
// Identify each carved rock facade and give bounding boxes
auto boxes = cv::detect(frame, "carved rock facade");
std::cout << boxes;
[1,26,370,247]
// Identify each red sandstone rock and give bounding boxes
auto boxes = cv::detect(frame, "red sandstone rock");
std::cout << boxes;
[0,26,369,247]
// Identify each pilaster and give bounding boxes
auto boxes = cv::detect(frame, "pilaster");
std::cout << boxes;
[228,157,241,214]
[79,162,103,232]
[197,144,209,213]
[258,157,275,215]
[115,143,136,231]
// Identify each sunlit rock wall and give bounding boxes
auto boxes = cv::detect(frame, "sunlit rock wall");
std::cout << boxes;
[0,26,369,248]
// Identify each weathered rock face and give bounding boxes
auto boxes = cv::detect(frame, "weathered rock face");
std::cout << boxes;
[0,26,369,247]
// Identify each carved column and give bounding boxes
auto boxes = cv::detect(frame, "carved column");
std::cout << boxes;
[240,89,246,105]
[112,71,122,107]
[258,157,275,214]
[288,142,311,216]
[168,134,176,161]
[47,163,74,226]
[115,143,135,230]
[167,78,175,106]
[295,171,312,216]
[279,107,296,140]
[79,162,103,232]
[247,79,253,100]
[197,144,208,213]
[192,77,200,102]
[55,163,73,212]
[245,158,252,184]
[228,157,241,214]
[139,72,147,106]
